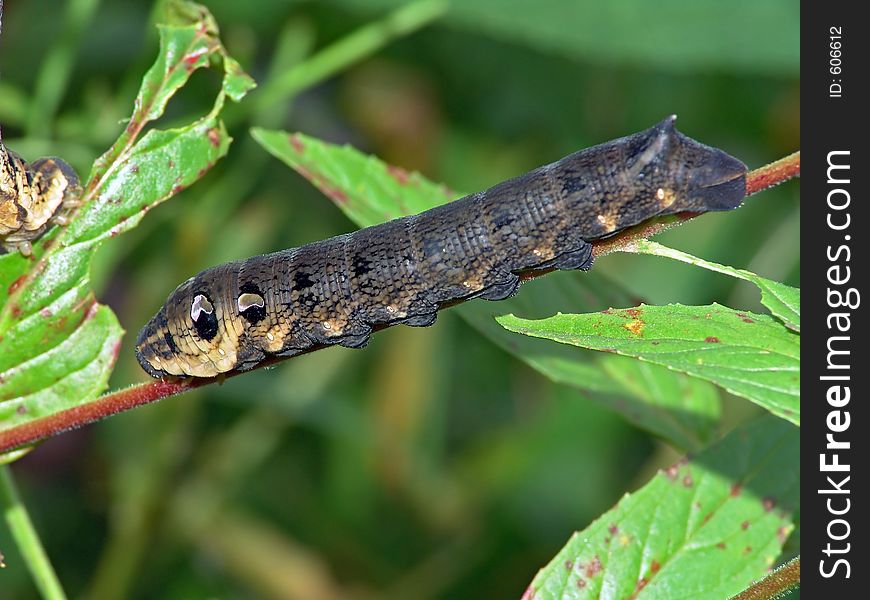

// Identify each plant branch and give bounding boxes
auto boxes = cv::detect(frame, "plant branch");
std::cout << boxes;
[0,466,68,599]
[0,151,800,455]
[732,556,800,600]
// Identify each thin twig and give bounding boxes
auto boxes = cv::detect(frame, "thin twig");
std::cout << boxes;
[731,557,800,600]
[0,151,800,454]
[0,466,68,599]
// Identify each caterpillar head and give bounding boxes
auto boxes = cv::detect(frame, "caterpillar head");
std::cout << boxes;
[136,264,244,378]
[630,115,747,214]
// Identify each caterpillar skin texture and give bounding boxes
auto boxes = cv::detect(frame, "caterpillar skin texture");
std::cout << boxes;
[137,116,747,378]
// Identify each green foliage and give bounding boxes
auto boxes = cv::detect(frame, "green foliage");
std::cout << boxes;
[526,415,797,599]
[625,240,800,332]
[499,304,799,425]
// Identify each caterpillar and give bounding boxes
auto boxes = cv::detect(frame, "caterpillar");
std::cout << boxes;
[0,136,83,256]
[136,116,747,379]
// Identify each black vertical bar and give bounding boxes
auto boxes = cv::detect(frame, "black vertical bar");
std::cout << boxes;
[803,2,868,595]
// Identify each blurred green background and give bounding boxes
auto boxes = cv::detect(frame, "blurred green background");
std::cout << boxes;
[0,0,798,598]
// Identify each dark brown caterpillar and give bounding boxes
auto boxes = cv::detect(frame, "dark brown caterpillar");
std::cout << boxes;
[137,116,746,378]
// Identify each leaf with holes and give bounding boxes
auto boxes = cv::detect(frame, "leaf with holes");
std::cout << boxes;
[523,415,798,599]
[0,0,254,436]
[498,304,799,425]
[252,128,723,450]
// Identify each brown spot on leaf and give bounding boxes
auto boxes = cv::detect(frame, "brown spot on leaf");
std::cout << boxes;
[289,133,305,153]
[730,483,742,497]
[207,127,221,148]
[564,560,574,571]
[682,475,693,487]
[16,405,27,415]
[650,560,661,574]
[125,118,139,135]
[586,556,602,578]
[576,579,587,589]
[624,320,645,335]
[705,336,720,343]
[744,546,752,555]
[777,526,790,544]
[609,524,618,535]
[40,308,52,318]
[763,497,776,512]
[716,542,726,550]
[742,521,750,530]
[665,465,679,481]
[634,577,650,596]
[626,308,643,318]
[387,164,411,185]
[8,275,27,296]
[323,185,348,204]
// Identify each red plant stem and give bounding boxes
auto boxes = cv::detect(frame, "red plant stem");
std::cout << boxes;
[746,151,801,195]
[0,151,800,455]
[0,380,201,453]
[732,557,800,600]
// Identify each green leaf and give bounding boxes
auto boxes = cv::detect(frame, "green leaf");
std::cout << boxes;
[623,240,800,331]
[498,304,800,425]
[523,415,798,599]
[330,0,799,75]
[0,1,253,436]
[459,287,722,451]
[252,128,723,450]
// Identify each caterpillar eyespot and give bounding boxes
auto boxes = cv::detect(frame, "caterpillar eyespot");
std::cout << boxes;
[190,294,214,321]
[190,294,218,342]
[136,116,747,379]
[238,293,265,312]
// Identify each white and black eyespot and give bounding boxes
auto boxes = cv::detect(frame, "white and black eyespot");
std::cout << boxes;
[190,293,219,341]
[237,283,267,324]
